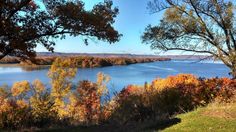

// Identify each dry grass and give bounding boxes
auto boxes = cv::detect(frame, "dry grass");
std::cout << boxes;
[202,97,236,119]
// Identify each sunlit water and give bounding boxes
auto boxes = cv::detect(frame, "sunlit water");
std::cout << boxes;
[0,60,231,92]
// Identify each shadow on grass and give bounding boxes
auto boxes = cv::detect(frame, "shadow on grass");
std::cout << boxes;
[43,118,181,132]
[143,118,181,131]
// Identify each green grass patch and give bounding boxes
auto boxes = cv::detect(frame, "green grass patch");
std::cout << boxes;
[163,102,236,132]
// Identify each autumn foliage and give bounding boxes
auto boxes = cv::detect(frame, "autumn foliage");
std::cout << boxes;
[0,59,235,130]
[0,56,169,69]
[111,74,236,124]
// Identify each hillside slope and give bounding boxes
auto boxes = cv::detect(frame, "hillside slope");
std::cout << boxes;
[163,101,236,132]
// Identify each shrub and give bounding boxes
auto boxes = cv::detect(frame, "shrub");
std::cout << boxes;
[152,74,200,91]
[110,85,152,124]
[77,80,101,124]
[214,78,236,102]
[149,87,194,116]
[68,72,110,125]
[0,99,30,129]
[11,81,30,98]
[30,80,55,127]
[48,58,77,119]
[0,82,30,129]
[110,74,236,125]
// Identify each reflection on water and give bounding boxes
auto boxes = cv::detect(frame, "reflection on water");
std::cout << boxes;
[0,60,231,92]
[0,67,23,73]
[0,65,49,72]
[21,66,50,71]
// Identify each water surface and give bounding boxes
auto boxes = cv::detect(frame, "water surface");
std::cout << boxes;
[0,60,230,92]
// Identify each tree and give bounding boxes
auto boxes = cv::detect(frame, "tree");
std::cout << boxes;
[48,58,77,119]
[0,0,121,60]
[72,72,110,124]
[142,0,236,78]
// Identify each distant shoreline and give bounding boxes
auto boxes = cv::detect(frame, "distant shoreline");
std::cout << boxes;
[36,52,211,60]
[0,55,171,70]
[0,52,215,69]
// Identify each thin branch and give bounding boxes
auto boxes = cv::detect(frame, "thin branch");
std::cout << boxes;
[211,0,232,51]
[165,47,218,56]
[229,30,236,49]
[180,0,229,56]
[7,0,32,20]
[190,55,214,64]
[24,31,89,42]
[189,0,214,40]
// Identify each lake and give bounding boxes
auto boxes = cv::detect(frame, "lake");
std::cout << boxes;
[0,60,231,92]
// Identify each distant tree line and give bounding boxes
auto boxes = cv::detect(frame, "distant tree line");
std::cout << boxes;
[0,56,170,68]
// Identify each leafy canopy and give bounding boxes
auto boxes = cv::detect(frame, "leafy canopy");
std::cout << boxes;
[0,0,121,59]
[142,0,236,78]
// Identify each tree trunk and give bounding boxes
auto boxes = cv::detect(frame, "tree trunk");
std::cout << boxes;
[231,69,236,80]
[229,64,236,79]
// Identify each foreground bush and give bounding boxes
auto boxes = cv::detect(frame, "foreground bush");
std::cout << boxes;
[68,72,110,125]
[0,58,112,129]
[109,74,236,124]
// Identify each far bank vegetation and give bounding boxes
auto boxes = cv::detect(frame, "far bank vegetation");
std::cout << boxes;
[0,56,170,68]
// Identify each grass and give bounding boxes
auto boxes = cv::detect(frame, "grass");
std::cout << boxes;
[162,101,236,132]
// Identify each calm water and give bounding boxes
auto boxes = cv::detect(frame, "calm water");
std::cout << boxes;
[0,60,231,92]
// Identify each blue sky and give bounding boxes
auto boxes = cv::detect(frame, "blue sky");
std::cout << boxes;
[36,0,164,55]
